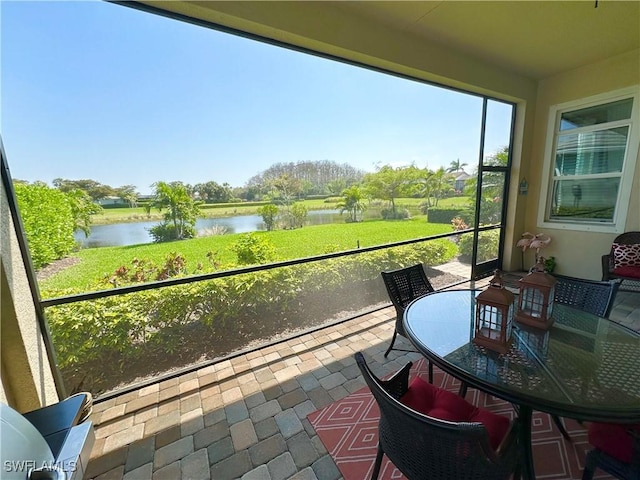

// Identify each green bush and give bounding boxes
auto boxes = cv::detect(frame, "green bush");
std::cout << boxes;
[14,183,76,269]
[232,233,276,265]
[381,207,409,219]
[44,238,457,393]
[458,230,500,262]
[257,204,279,231]
[427,207,472,224]
[149,222,196,242]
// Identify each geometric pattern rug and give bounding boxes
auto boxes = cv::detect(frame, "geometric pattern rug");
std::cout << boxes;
[308,358,614,480]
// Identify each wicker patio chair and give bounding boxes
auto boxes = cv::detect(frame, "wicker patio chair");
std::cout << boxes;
[546,274,620,441]
[601,232,640,291]
[553,273,620,318]
[582,422,640,480]
[355,352,520,480]
[381,264,435,375]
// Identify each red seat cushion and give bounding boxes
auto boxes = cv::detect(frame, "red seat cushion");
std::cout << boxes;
[588,422,640,464]
[613,265,640,279]
[400,377,510,450]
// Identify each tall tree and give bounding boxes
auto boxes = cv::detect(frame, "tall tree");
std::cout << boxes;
[447,158,468,173]
[363,165,419,217]
[66,188,103,236]
[194,181,233,203]
[429,167,454,207]
[463,146,509,225]
[53,178,114,201]
[114,185,139,207]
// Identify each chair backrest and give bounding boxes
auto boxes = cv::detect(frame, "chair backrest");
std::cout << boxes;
[381,264,435,319]
[611,232,640,248]
[553,274,619,318]
[354,352,519,480]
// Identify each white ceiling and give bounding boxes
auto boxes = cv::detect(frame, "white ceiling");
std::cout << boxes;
[139,1,639,81]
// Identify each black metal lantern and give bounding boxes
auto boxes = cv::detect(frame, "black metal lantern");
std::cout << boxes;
[474,270,515,354]
[515,257,557,330]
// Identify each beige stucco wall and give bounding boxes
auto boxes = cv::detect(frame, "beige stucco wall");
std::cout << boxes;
[521,49,640,279]
[0,174,59,411]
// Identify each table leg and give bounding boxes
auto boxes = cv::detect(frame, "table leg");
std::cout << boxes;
[517,405,535,480]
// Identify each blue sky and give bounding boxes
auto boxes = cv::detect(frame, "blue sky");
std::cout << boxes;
[2,1,513,195]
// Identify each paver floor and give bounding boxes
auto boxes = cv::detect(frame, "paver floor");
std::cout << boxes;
[84,271,640,480]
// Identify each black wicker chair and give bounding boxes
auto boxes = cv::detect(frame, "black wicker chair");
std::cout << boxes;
[553,273,620,318]
[381,264,435,372]
[355,352,520,480]
[601,231,640,291]
[546,274,620,441]
[582,423,640,480]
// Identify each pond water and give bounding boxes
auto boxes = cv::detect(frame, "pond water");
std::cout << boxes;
[75,209,346,248]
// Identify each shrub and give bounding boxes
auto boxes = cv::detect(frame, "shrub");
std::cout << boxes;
[381,207,410,220]
[231,233,276,265]
[148,222,196,242]
[289,202,308,228]
[14,182,76,269]
[458,230,500,262]
[427,207,471,224]
[257,204,279,231]
[197,225,228,237]
[44,238,457,394]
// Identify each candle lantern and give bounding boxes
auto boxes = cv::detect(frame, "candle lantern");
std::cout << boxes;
[515,257,557,330]
[473,270,515,354]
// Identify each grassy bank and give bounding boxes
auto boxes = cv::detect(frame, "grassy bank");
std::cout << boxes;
[41,217,455,293]
[92,198,343,224]
[90,197,467,224]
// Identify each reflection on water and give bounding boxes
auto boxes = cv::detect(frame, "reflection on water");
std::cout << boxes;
[75,209,343,248]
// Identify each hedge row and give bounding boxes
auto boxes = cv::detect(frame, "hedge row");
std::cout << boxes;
[45,239,456,394]
[427,207,472,224]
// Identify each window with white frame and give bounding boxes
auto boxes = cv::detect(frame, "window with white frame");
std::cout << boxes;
[538,87,639,233]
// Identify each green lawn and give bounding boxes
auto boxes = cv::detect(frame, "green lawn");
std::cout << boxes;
[41,216,454,293]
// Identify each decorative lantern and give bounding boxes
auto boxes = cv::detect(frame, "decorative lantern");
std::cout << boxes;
[515,257,557,330]
[473,270,515,354]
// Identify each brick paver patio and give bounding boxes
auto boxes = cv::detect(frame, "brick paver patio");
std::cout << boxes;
[84,266,640,480]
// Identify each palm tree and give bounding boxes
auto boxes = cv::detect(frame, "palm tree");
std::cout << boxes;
[337,185,367,222]
[447,158,468,173]
[149,181,200,239]
[430,167,454,206]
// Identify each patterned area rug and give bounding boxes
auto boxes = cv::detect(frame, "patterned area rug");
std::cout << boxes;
[308,358,613,480]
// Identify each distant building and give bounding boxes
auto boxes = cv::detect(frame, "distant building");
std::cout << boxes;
[97,196,126,206]
[453,170,471,192]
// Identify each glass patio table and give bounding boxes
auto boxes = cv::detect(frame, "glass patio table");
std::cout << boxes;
[403,289,640,480]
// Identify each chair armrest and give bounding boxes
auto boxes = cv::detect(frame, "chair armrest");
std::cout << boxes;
[483,419,521,470]
[602,254,612,280]
[379,361,413,400]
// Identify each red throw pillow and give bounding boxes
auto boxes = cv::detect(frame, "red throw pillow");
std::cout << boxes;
[400,377,510,450]
[612,243,640,269]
